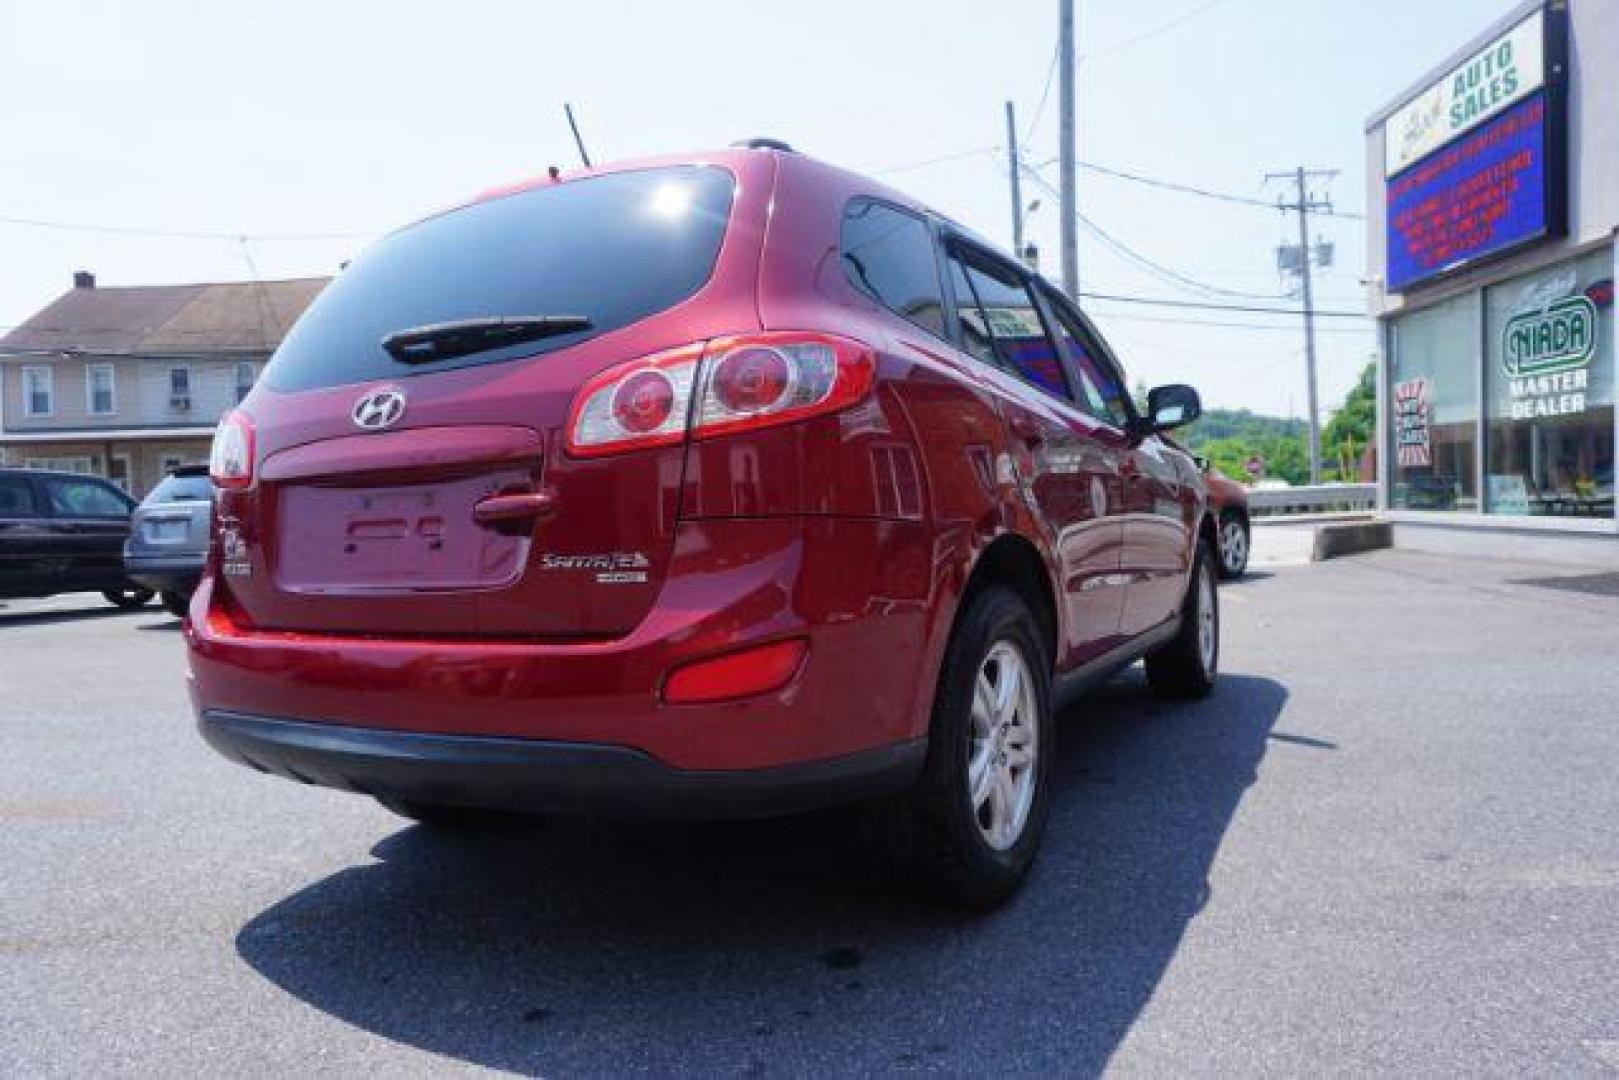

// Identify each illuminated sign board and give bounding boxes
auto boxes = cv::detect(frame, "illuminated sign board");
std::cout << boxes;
[1383,4,1567,292]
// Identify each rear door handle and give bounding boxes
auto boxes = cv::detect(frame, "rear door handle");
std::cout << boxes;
[473,490,558,528]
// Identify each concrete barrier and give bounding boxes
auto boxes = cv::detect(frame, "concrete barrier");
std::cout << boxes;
[1312,520,1393,561]
[1246,483,1378,517]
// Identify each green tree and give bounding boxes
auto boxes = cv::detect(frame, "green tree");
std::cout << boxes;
[1258,433,1309,485]
[1321,362,1376,481]
[1178,408,1310,484]
[1200,436,1255,481]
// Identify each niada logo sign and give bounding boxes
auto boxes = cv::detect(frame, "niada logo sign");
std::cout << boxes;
[1503,295,1596,377]
[1499,277,1608,422]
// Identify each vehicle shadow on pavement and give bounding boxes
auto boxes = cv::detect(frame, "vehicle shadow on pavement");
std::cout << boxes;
[236,671,1286,1077]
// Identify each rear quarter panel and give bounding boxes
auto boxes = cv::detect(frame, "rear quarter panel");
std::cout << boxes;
[727,156,1064,738]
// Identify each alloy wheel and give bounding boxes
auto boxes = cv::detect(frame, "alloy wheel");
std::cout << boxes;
[966,640,1040,851]
[1197,569,1218,674]
[1221,518,1248,574]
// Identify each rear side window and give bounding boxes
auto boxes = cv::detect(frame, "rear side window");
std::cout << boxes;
[264,166,736,393]
[947,251,1072,402]
[145,472,212,503]
[841,200,946,337]
[44,477,128,518]
[0,477,39,517]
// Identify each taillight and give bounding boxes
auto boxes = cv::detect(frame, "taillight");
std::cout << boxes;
[564,333,875,458]
[209,410,255,489]
[565,344,702,458]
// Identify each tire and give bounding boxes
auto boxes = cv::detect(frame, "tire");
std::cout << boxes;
[880,586,1053,910]
[160,590,191,618]
[375,797,524,829]
[1216,511,1250,580]
[1144,541,1220,700]
[102,587,154,610]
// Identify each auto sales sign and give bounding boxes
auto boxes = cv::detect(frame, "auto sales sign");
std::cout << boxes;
[1383,4,1568,292]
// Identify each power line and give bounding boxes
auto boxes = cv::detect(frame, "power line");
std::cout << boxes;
[1028,158,1365,220]
[0,214,374,242]
[1079,160,1273,210]
[1079,291,1365,318]
[0,150,1365,249]
[1081,0,1229,60]
[1023,44,1060,144]
[871,147,999,176]
[1022,164,1289,301]
[1088,310,1374,333]
[1078,210,1288,300]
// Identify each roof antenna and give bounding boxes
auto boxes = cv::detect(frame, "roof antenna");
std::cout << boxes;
[564,103,592,168]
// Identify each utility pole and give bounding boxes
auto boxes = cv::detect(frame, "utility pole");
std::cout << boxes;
[1058,0,1079,301]
[1267,166,1338,485]
[1005,101,1024,255]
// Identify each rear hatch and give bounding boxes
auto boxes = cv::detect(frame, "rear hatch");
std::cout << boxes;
[129,468,211,558]
[219,157,770,638]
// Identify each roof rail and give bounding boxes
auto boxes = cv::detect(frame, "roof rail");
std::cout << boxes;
[730,137,795,152]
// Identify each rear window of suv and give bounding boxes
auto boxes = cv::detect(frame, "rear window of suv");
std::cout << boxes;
[264,165,737,393]
[145,471,212,503]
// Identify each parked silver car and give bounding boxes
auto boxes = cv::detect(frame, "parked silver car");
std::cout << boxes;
[124,466,211,617]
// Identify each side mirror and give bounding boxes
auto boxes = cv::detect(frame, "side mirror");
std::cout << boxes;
[1143,384,1201,433]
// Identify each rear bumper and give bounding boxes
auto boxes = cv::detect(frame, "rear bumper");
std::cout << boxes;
[125,554,203,594]
[187,517,948,776]
[200,709,924,818]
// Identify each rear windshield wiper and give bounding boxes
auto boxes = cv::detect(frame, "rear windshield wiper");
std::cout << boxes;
[381,315,592,363]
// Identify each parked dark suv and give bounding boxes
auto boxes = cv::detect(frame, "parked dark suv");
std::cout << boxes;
[188,145,1219,906]
[0,468,153,609]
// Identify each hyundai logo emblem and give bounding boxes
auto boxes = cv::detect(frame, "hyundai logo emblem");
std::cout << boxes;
[351,387,406,431]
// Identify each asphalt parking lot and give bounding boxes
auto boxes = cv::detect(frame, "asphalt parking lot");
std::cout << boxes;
[3,547,1618,1077]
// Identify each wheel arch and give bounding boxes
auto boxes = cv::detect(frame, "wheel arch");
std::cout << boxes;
[1198,509,1221,556]
[956,532,1059,673]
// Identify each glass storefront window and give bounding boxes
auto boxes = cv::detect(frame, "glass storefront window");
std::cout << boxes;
[1484,250,1615,518]
[1389,293,1481,510]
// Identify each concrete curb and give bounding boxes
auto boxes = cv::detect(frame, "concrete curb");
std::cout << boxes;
[1312,520,1393,561]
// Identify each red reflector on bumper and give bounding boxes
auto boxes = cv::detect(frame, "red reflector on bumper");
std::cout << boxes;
[663,639,808,705]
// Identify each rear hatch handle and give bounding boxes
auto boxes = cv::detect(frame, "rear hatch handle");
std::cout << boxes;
[472,490,558,535]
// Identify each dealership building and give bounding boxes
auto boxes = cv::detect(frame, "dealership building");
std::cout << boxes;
[1365,0,1617,558]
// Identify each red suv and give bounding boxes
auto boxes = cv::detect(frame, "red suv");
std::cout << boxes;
[188,144,1219,907]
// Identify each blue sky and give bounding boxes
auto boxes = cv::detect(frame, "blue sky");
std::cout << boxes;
[0,0,1516,417]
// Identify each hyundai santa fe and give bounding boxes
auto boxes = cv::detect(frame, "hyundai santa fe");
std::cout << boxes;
[187,142,1219,907]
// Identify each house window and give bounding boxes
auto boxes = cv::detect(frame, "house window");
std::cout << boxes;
[169,367,192,411]
[22,365,53,417]
[87,363,116,415]
[234,361,258,403]
[160,454,186,476]
[25,455,95,475]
